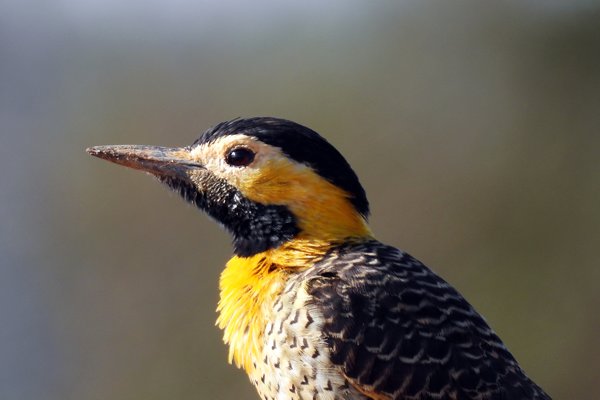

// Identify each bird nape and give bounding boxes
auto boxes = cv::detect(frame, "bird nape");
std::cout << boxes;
[87,117,550,400]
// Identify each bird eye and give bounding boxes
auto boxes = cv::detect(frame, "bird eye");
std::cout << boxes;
[225,147,255,167]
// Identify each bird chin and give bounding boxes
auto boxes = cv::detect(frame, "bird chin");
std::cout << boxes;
[157,174,204,207]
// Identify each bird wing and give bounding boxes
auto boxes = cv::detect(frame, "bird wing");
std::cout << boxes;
[306,240,549,400]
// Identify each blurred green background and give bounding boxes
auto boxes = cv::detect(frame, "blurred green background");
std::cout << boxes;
[1,1,599,399]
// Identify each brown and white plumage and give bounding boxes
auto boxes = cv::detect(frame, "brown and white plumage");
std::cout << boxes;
[306,240,549,399]
[88,117,550,400]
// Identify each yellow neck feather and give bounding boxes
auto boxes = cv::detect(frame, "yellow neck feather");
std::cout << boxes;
[216,252,284,372]
[216,235,371,373]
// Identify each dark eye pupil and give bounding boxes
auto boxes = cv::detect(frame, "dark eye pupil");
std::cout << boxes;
[226,148,255,167]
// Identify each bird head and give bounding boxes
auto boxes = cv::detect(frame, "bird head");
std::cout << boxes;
[87,117,371,257]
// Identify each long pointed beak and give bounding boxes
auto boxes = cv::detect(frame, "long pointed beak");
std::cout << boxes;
[86,145,202,177]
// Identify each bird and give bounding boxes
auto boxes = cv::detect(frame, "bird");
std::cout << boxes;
[87,117,550,400]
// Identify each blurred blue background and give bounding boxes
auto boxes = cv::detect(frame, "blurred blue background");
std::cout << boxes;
[1,1,599,399]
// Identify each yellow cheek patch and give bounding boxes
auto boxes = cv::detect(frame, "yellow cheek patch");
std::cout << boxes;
[238,158,371,241]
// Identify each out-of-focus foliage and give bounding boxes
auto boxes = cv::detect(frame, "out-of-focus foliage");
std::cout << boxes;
[1,1,598,399]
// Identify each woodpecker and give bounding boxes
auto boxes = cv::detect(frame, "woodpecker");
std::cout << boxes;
[87,117,550,400]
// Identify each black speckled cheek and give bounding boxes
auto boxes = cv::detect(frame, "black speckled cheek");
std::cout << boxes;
[158,172,299,257]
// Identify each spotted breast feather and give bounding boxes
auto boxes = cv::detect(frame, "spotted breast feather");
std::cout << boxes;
[306,240,550,400]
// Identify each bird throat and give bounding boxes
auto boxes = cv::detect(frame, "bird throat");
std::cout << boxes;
[216,238,339,373]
